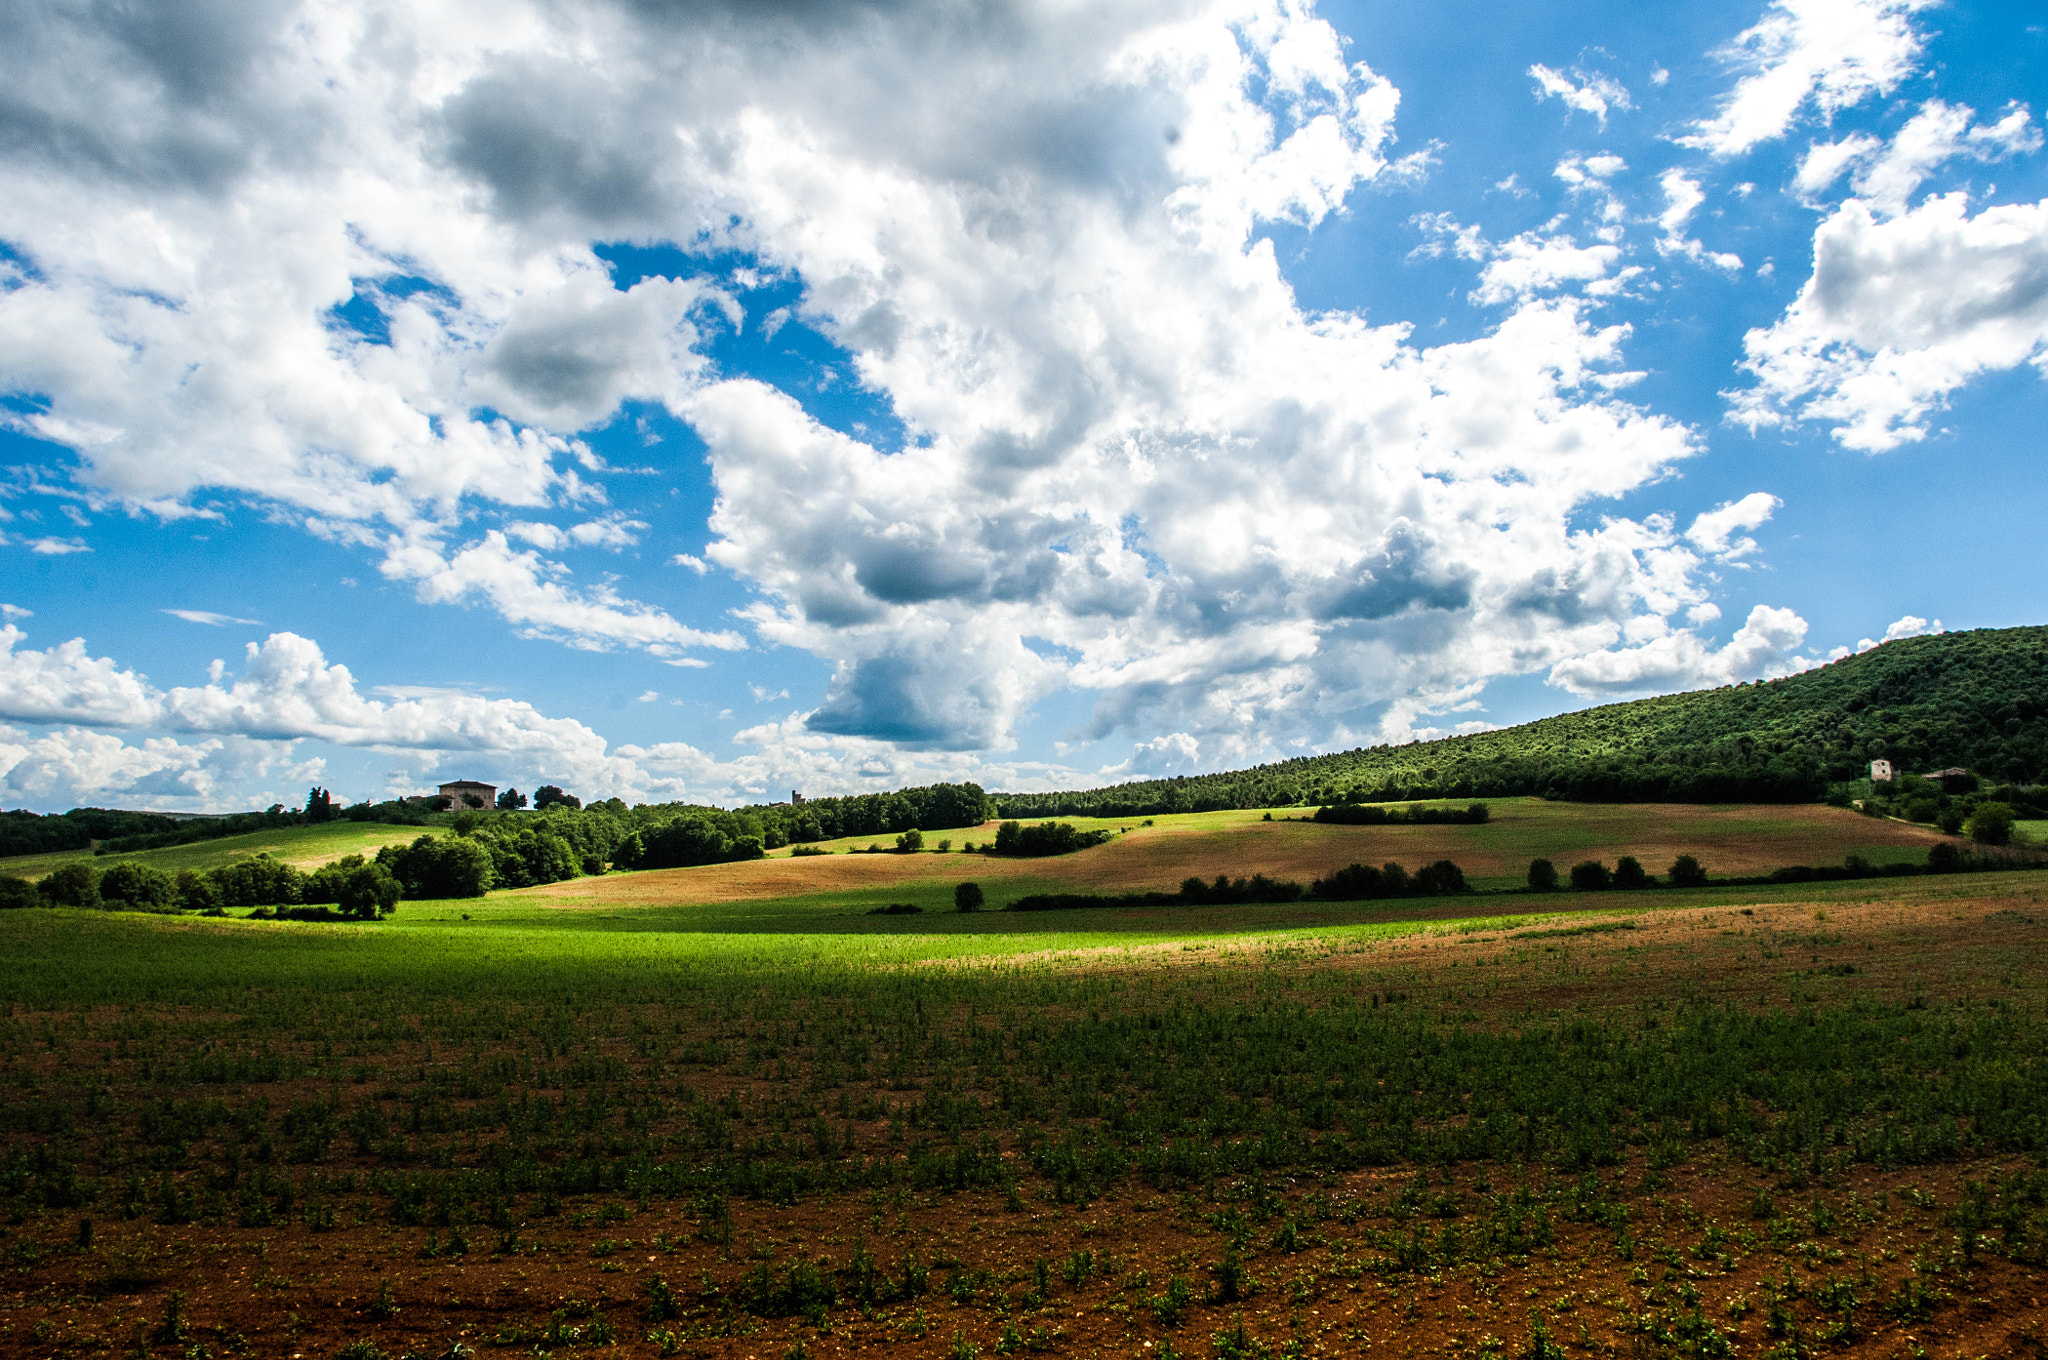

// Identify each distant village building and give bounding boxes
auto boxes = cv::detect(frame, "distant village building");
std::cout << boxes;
[791,791,806,805]
[1869,759,1894,783]
[437,780,498,809]
[1921,767,1975,792]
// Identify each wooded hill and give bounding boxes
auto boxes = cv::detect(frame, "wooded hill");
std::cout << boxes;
[990,625,2048,818]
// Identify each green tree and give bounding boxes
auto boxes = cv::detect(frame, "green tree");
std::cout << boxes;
[1965,801,2016,846]
[1613,856,1648,889]
[1526,858,1558,891]
[173,870,219,913]
[534,785,581,811]
[98,861,176,910]
[955,882,984,913]
[304,786,336,823]
[896,827,925,852]
[0,875,41,909]
[39,862,101,909]
[497,787,528,810]
[1569,861,1611,891]
[1668,854,1708,888]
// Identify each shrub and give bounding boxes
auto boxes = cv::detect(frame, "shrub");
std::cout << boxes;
[1927,841,1962,872]
[99,861,177,910]
[989,821,1112,857]
[1612,856,1648,889]
[172,869,219,913]
[895,828,924,852]
[954,882,984,913]
[1569,861,1611,891]
[1965,801,2015,846]
[39,862,100,909]
[1668,854,1707,888]
[0,875,41,909]
[1526,859,1558,891]
[1411,859,1467,895]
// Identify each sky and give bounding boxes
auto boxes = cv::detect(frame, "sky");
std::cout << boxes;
[0,0,2044,814]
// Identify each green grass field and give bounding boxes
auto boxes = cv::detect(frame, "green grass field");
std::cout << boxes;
[2,857,2047,1357]
[0,820,445,882]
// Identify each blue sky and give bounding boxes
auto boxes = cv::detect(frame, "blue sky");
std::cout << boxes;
[0,0,2044,812]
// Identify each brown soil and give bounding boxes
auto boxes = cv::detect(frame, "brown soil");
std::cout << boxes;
[9,1159,2046,1359]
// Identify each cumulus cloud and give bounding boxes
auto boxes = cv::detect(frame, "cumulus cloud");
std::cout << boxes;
[1731,193,2048,450]
[0,621,671,807]
[1857,613,1942,651]
[1548,603,1814,695]
[0,0,1823,778]
[1680,0,1936,158]
[1528,64,1632,125]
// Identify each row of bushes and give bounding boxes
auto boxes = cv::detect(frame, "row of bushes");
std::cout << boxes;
[2,853,401,918]
[1310,802,1490,826]
[0,832,525,916]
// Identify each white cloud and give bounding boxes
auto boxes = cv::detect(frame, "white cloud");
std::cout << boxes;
[0,0,1809,775]
[1731,193,2048,450]
[1656,170,1745,270]
[1680,0,1936,158]
[163,609,262,627]
[1857,613,1942,651]
[381,530,745,659]
[1548,603,1814,695]
[1685,492,1781,560]
[669,553,709,574]
[1528,64,1633,125]
[0,624,160,726]
[1795,133,1883,198]
[1848,101,2041,217]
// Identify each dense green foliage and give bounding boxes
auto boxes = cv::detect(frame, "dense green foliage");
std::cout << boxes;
[1312,802,1489,826]
[989,820,1113,856]
[991,626,2048,816]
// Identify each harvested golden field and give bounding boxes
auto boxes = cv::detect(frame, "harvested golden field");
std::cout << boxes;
[521,798,1950,908]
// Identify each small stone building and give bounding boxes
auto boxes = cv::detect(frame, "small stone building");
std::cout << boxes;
[1869,759,1894,783]
[438,780,498,809]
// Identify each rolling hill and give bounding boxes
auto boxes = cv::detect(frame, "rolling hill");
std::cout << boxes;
[992,624,2048,817]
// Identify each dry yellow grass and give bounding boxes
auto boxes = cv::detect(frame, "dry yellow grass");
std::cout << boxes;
[521,799,1951,907]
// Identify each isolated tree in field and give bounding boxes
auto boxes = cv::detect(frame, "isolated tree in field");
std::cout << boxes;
[1668,854,1708,888]
[497,787,528,810]
[1613,856,1648,889]
[955,882,984,913]
[1526,858,1558,891]
[1569,860,1611,891]
[896,827,924,853]
[0,875,40,909]
[1965,801,2015,846]
[304,786,336,822]
[39,862,100,909]
[1927,841,1962,872]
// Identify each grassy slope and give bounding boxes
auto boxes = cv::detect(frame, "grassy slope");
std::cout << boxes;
[519,796,1948,914]
[0,821,442,881]
[988,623,2048,811]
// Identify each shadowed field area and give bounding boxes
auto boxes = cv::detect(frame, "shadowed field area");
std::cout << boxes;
[524,797,1949,908]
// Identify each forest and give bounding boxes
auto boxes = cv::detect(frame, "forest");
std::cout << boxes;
[991,625,2048,818]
